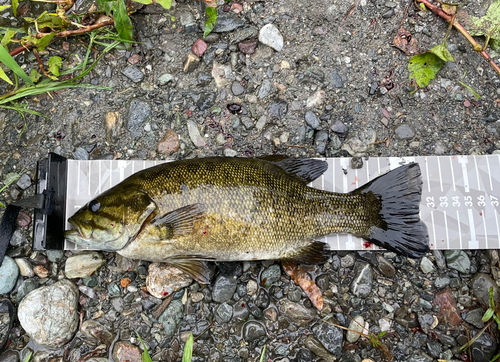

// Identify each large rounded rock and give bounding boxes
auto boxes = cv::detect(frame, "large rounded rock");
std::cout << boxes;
[18,280,79,347]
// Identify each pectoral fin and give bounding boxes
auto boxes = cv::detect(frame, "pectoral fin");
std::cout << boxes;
[152,204,205,239]
[167,257,215,284]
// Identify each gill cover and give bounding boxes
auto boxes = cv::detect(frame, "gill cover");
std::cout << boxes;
[66,189,157,251]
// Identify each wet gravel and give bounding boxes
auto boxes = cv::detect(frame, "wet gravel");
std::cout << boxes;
[0,0,500,360]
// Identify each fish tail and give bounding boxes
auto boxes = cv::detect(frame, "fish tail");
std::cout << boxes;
[354,163,429,258]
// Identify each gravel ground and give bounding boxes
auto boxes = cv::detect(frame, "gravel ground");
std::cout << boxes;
[0,0,500,361]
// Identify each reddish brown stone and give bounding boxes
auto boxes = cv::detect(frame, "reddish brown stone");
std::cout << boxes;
[238,39,258,55]
[16,211,31,227]
[231,3,243,13]
[433,287,462,326]
[158,130,180,155]
[192,39,208,57]
[113,341,142,362]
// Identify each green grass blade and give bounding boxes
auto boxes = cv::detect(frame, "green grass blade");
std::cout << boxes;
[259,345,266,362]
[0,66,12,84]
[0,5,11,12]
[182,333,194,362]
[1,28,17,47]
[458,80,481,99]
[11,0,18,16]
[0,45,33,85]
[135,332,152,362]
[22,352,32,362]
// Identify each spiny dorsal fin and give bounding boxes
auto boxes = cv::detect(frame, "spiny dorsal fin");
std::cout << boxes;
[167,257,215,284]
[152,204,205,239]
[258,156,328,184]
[281,240,330,264]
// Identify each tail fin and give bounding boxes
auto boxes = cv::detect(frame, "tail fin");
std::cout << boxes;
[355,163,429,258]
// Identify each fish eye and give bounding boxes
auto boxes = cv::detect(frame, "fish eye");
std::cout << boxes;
[89,200,101,213]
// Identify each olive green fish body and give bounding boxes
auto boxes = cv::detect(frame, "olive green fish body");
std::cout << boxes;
[65,157,429,282]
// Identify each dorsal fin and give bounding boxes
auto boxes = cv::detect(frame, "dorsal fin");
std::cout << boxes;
[258,156,328,184]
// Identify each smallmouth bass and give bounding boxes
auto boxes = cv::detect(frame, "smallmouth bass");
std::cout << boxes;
[65,156,429,283]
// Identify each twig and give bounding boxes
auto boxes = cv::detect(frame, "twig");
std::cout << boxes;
[193,322,214,341]
[416,0,500,76]
[8,18,115,57]
[33,50,52,78]
[369,137,388,145]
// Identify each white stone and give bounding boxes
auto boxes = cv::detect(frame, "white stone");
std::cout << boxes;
[18,280,79,347]
[65,252,106,279]
[259,24,284,51]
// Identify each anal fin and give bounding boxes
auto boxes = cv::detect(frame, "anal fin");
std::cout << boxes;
[281,240,330,264]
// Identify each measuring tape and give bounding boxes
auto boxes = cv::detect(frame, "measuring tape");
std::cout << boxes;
[62,155,500,251]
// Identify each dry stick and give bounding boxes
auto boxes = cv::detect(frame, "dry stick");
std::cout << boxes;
[415,0,500,76]
[8,18,115,57]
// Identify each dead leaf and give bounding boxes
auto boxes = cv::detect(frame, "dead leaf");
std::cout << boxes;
[442,4,457,16]
[282,261,323,311]
[393,26,420,56]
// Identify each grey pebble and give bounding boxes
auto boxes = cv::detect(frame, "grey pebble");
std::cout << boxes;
[261,264,281,287]
[242,321,266,342]
[331,120,347,134]
[350,262,373,298]
[314,131,329,154]
[158,73,173,85]
[395,124,415,140]
[0,256,18,294]
[213,13,246,33]
[445,250,470,273]
[121,66,144,83]
[159,299,184,336]
[312,321,343,356]
[232,82,245,96]
[212,273,237,303]
[215,303,233,323]
[127,100,151,138]
[305,111,320,129]
[16,174,31,190]
[73,147,89,161]
[258,80,272,99]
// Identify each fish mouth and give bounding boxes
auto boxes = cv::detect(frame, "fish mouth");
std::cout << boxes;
[64,219,91,245]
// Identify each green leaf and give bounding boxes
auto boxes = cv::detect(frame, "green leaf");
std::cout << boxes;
[428,42,454,62]
[113,0,133,46]
[37,32,55,51]
[259,345,266,362]
[419,3,426,11]
[467,0,500,49]
[490,350,500,362]
[131,0,152,4]
[408,52,444,89]
[12,0,17,16]
[29,69,41,83]
[483,308,495,322]
[0,5,11,12]
[48,56,62,76]
[3,172,20,186]
[0,45,33,85]
[378,331,388,338]
[135,332,152,362]
[0,66,12,84]
[458,80,481,99]
[204,6,217,38]
[182,333,194,362]
[1,29,17,47]
[490,286,496,308]
[155,0,172,9]
[97,0,114,15]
